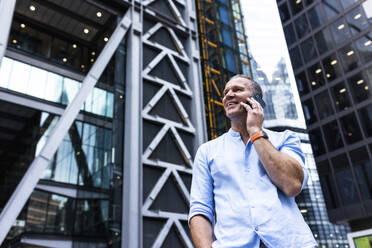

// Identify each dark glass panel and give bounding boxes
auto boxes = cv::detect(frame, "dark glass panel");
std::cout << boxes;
[332,154,360,205]
[331,82,351,112]
[302,99,317,125]
[318,160,340,209]
[358,103,372,137]
[355,32,372,64]
[315,27,334,54]
[304,0,315,6]
[284,24,296,46]
[308,4,325,30]
[225,50,237,73]
[309,128,326,156]
[346,6,369,35]
[279,3,291,22]
[322,53,343,82]
[350,147,372,200]
[295,71,310,96]
[330,17,352,45]
[294,15,310,39]
[347,72,371,103]
[338,42,360,73]
[323,0,342,20]
[301,37,318,63]
[340,0,359,9]
[219,6,230,25]
[315,90,334,119]
[322,121,344,151]
[339,113,363,144]
[221,27,233,47]
[289,0,304,15]
[308,62,325,90]
[289,46,303,71]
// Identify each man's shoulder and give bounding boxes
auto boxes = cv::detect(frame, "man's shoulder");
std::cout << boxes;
[197,132,228,153]
[263,128,300,146]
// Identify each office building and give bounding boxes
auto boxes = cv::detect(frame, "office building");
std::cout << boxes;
[276,0,372,244]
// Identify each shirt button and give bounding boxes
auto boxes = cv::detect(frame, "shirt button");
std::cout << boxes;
[255,227,259,231]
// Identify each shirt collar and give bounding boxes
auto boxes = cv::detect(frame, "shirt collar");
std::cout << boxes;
[228,128,241,138]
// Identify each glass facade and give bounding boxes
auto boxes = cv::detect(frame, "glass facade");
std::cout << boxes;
[277,0,372,228]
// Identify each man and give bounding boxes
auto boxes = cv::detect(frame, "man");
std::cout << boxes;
[188,75,317,248]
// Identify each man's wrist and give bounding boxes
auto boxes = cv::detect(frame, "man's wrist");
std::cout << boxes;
[250,130,268,143]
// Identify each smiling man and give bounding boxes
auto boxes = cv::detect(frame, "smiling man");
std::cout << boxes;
[188,75,317,248]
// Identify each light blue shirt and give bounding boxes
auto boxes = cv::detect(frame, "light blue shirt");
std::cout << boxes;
[189,128,317,248]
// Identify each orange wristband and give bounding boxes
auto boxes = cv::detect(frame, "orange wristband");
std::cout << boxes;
[250,131,264,143]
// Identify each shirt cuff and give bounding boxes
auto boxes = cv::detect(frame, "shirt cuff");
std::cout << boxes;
[188,205,214,226]
[281,149,309,192]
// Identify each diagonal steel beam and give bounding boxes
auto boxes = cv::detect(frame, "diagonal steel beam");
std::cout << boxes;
[0,9,132,244]
[0,0,16,68]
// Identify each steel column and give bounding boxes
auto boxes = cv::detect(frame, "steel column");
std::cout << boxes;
[0,9,132,244]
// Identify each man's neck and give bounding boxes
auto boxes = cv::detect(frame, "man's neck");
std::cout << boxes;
[231,119,250,144]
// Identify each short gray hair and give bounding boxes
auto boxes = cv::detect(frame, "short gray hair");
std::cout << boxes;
[228,74,263,98]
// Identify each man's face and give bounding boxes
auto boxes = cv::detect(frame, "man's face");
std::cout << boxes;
[222,77,252,119]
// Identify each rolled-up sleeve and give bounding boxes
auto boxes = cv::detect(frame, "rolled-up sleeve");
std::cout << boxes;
[278,130,309,192]
[188,144,215,225]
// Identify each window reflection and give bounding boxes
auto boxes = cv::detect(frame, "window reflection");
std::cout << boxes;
[330,17,351,45]
[322,120,344,151]
[308,4,324,30]
[296,71,310,96]
[340,0,359,9]
[332,154,360,206]
[295,15,310,39]
[349,147,372,200]
[289,46,303,70]
[347,72,371,103]
[318,160,340,209]
[322,0,342,20]
[346,6,369,35]
[308,62,325,90]
[301,37,318,63]
[303,99,317,124]
[354,32,372,64]
[322,53,343,82]
[338,42,360,73]
[284,24,296,46]
[314,27,334,54]
[358,103,372,137]
[331,82,351,112]
[0,57,113,118]
[289,0,304,16]
[339,113,363,144]
[315,90,334,119]
[279,3,291,22]
[309,128,325,156]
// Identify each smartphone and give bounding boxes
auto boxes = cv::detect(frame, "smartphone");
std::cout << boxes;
[244,94,266,109]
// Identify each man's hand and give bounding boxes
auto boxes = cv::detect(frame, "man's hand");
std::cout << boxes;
[240,96,264,136]
[190,215,213,248]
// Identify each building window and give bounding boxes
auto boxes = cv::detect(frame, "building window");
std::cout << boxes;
[358,103,372,137]
[289,0,304,16]
[309,128,326,156]
[295,14,311,39]
[346,6,369,35]
[307,4,325,30]
[279,2,291,22]
[303,99,317,124]
[340,0,359,9]
[289,46,303,70]
[224,50,237,73]
[284,23,296,46]
[332,154,360,206]
[322,0,342,20]
[331,82,351,112]
[221,27,233,47]
[314,27,334,54]
[339,113,363,144]
[315,90,334,119]
[354,32,372,64]
[296,71,310,96]
[219,6,230,25]
[322,120,344,151]
[308,62,325,90]
[330,17,352,45]
[322,53,343,82]
[347,72,371,103]
[318,160,340,209]
[301,37,318,63]
[350,147,372,200]
[338,42,360,73]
